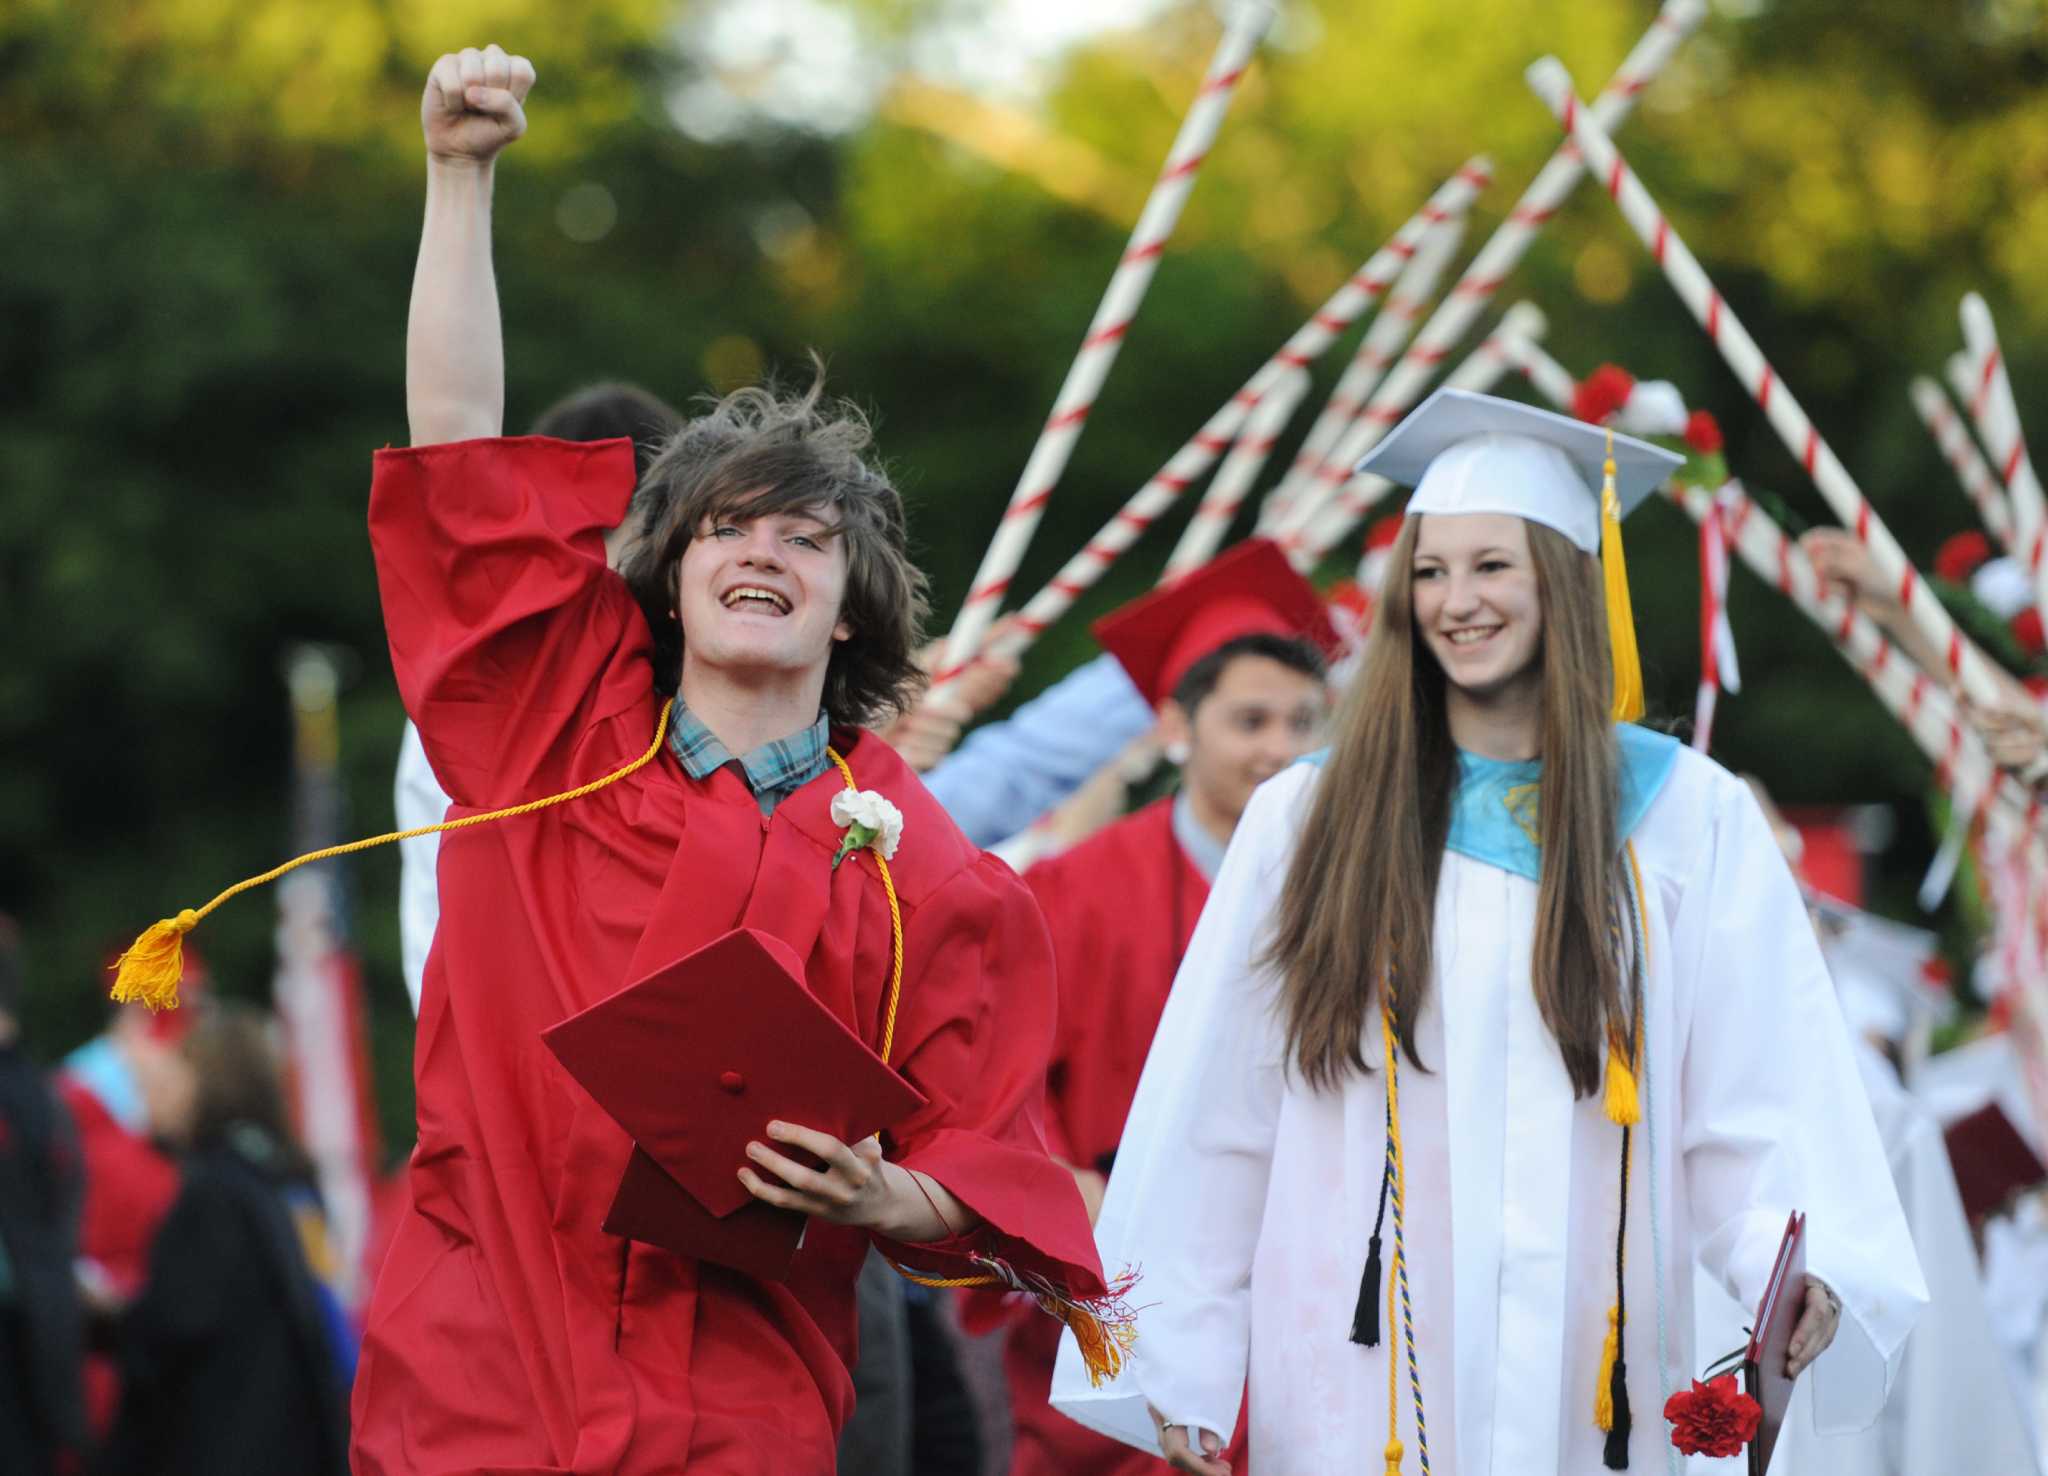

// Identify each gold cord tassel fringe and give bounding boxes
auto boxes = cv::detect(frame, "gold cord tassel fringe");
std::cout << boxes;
[888,1255,1142,1388]
[109,910,201,1012]
[1595,1303,1622,1429]
[1601,430,1645,723]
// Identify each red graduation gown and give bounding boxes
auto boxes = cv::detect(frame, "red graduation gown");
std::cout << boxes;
[986,799,1208,1476]
[351,436,1102,1476]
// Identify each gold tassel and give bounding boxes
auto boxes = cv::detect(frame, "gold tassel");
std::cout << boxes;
[888,1255,1142,1389]
[1595,1303,1621,1430]
[1055,1296,1139,1387]
[1384,1437,1405,1476]
[1601,429,1645,723]
[109,909,200,1012]
[1603,1039,1641,1127]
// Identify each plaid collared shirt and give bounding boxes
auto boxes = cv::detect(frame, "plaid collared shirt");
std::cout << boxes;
[667,701,832,816]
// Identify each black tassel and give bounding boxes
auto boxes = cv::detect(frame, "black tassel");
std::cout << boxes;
[1602,1353,1631,1470]
[1349,1233,1383,1346]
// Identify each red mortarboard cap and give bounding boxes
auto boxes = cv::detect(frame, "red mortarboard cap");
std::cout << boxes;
[1943,1101,2048,1225]
[1092,538,1335,707]
[542,928,927,1273]
[605,1146,807,1282]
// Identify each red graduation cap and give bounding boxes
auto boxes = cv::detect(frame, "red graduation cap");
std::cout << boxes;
[1942,1101,2048,1226]
[1092,538,1337,707]
[542,928,927,1279]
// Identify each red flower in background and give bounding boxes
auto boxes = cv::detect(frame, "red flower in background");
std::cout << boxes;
[1684,409,1723,455]
[2013,608,2045,657]
[1572,364,1636,425]
[1935,530,1993,584]
[1325,579,1372,622]
[1363,514,1406,553]
[1664,1375,1761,1458]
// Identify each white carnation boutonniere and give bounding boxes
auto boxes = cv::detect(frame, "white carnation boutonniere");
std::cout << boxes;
[830,789,904,871]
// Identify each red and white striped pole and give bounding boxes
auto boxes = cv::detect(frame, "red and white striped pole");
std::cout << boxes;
[946,161,1492,678]
[1267,0,1708,553]
[1262,211,1470,528]
[937,1,1275,683]
[1527,56,2009,708]
[1286,302,1550,563]
[1911,375,2016,553]
[1959,294,2048,614]
[1161,365,1310,577]
[1693,489,1739,753]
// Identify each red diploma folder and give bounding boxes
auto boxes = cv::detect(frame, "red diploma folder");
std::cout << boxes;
[542,927,928,1281]
[1742,1210,1807,1476]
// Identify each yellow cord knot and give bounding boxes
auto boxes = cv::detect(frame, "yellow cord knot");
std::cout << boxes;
[1383,1436,1404,1476]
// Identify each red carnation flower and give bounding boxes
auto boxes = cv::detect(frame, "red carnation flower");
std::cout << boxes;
[1935,530,1993,584]
[1572,363,1636,426]
[1664,1374,1761,1459]
[1364,514,1405,552]
[1684,409,1724,456]
[2014,608,2045,657]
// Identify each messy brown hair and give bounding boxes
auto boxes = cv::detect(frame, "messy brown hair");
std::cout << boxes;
[620,372,930,727]
[1264,515,1626,1098]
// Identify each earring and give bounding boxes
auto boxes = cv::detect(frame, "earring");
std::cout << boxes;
[1165,740,1191,765]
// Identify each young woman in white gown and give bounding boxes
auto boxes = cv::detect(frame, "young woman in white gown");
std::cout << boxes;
[1049,389,1927,1476]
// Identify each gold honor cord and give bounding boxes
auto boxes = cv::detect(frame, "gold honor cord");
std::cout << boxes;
[110,699,678,1012]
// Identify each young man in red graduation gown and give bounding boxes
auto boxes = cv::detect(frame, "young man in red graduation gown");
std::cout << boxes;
[351,45,1103,1475]
[990,540,1333,1476]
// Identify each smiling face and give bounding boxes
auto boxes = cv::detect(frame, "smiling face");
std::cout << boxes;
[1169,651,1327,835]
[1409,511,1544,704]
[673,504,853,699]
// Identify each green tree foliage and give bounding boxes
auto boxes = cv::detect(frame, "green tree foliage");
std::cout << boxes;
[6,0,2046,1125]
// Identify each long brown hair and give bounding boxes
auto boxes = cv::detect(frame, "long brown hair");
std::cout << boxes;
[1265,515,1625,1097]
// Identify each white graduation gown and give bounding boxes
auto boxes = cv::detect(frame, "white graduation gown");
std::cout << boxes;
[1050,743,1927,1474]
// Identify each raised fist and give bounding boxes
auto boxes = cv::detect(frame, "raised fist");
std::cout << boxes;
[422,44,536,165]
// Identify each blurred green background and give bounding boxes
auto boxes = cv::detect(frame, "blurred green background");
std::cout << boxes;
[7,0,2046,1146]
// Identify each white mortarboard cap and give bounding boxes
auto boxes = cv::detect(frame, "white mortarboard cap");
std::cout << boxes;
[1357,388,1685,554]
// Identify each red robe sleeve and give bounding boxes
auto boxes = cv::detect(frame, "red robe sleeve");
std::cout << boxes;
[873,851,1106,1301]
[367,435,651,807]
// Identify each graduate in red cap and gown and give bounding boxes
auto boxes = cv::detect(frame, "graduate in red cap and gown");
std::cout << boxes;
[311,47,1108,1476]
[982,539,1334,1476]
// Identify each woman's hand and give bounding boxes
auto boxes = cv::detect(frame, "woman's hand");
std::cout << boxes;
[1148,1405,1231,1475]
[1785,1274,1841,1377]
[422,44,536,167]
[1964,694,2048,776]
[1800,529,1898,619]
[739,1121,974,1242]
